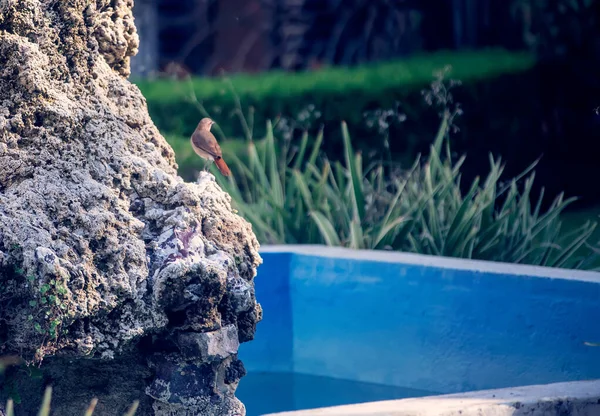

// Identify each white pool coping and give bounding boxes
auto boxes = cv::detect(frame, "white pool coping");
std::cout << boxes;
[262,379,600,416]
[260,245,600,284]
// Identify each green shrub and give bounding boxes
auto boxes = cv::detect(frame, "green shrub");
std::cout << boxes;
[135,49,535,161]
[211,113,598,269]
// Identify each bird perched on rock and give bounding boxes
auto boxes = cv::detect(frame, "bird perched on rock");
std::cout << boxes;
[190,117,231,176]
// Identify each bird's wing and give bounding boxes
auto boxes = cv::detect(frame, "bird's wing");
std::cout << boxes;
[191,129,222,158]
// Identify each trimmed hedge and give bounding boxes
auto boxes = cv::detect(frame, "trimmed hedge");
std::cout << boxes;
[134,49,535,161]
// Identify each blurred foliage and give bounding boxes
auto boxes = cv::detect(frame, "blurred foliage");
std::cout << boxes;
[135,49,535,162]
[189,71,599,269]
[512,0,599,59]
[150,50,599,268]
[1,385,139,416]
[508,0,600,208]
[136,49,533,108]
[209,113,597,269]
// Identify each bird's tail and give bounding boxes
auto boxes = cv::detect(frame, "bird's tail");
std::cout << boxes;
[215,157,231,176]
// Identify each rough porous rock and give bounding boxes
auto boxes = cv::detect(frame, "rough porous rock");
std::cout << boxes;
[0,0,261,414]
[177,325,240,362]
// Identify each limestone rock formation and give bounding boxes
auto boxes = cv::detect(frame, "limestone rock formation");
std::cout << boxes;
[0,0,261,414]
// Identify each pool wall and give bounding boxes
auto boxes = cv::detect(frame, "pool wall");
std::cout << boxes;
[240,245,600,394]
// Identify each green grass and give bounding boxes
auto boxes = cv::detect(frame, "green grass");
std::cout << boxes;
[135,49,534,104]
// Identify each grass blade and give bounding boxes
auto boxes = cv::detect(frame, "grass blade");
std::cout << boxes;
[373,216,410,248]
[84,398,99,416]
[432,111,450,155]
[293,130,309,170]
[444,177,480,255]
[349,219,364,249]
[292,170,313,211]
[6,399,14,416]
[124,400,140,416]
[310,212,342,246]
[341,121,365,224]
[308,126,324,166]
[38,386,52,416]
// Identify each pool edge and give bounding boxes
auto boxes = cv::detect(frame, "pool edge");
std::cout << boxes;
[260,379,600,416]
[259,245,600,283]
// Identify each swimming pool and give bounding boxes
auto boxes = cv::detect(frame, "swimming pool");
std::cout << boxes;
[238,245,600,415]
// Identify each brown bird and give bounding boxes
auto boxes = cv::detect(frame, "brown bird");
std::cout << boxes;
[190,117,231,176]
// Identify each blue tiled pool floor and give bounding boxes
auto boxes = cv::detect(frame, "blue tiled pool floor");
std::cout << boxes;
[236,372,437,416]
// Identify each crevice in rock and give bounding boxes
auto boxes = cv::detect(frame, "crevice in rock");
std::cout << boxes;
[166,309,187,328]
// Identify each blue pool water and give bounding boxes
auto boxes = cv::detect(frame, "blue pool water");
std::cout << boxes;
[236,372,436,416]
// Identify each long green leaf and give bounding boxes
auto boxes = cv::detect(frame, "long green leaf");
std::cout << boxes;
[373,216,410,248]
[292,170,313,211]
[341,121,365,224]
[444,177,480,254]
[310,212,342,246]
[265,120,284,207]
[247,141,270,191]
[349,219,364,249]
[38,386,52,416]
[432,111,450,155]
[308,126,324,166]
[6,399,14,416]
[293,131,310,170]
